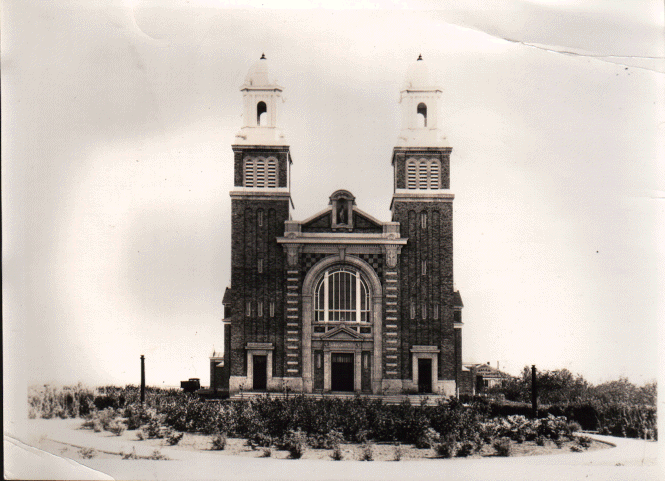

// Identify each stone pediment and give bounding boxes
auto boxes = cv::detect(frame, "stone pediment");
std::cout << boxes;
[321,326,363,341]
[300,207,383,234]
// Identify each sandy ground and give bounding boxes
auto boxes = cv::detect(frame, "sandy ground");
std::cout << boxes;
[5,418,661,480]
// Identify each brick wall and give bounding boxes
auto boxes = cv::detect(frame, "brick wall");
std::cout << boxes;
[392,200,455,381]
[230,198,289,378]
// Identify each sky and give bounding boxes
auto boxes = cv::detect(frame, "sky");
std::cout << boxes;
[3,0,664,411]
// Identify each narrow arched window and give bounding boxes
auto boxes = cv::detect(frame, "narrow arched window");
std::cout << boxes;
[266,158,277,187]
[407,159,417,189]
[417,103,427,127]
[314,267,370,322]
[244,158,254,187]
[255,158,266,188]
[257,101,267,126]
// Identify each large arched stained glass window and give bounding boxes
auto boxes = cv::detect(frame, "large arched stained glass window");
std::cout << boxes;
[314,267,370,322]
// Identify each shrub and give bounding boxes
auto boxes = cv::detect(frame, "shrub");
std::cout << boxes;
[211,433,227,450]
[247,431,274,448]
[570,444,584,452]
[107,421,126,436]
[576,435,592,449]
[535,435,546,446]
[566,421,582,437]
[415,427,439,449]
[148,449,169,460]
[359,443,374,461]
[554,438,564,448]
[78,447,96,459]
[283,429,308,459]
[455,440,475,457]
[261,448,273,457]
[122,447,138,460]
[493,437,511,457]
[393,443,403,461]
[167,431,184,446]
[331,444,343,461]
[136,430,145,441]
[435,435,457,458]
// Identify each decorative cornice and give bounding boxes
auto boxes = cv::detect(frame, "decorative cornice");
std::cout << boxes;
[277,236,407,246]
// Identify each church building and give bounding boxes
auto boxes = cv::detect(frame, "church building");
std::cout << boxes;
[209,55,464,397]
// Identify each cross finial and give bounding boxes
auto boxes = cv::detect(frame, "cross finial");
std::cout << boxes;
[417,54,423,61]
[260,53,266,60]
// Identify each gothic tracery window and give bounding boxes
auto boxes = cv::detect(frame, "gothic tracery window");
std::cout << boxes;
[314,267,370,322]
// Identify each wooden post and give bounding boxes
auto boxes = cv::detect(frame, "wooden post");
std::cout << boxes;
[531,365,538,418]
[140,355,145,405]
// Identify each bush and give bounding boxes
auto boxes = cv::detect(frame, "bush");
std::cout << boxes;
[554,438,564,449]
[455,440,475,457]
[122,447,139,460]
[211,433,227,450]
[167,431,184,445]
[576,435,592,449]
[415,427,439,449]
[359,443,373,461]
[535,435,546,446]
[493,437,511,457]
[331,444,343,461]
[393,443,403,461]
[570,444,584,452]
[78,447,96,459]
[107,421,126,436]
[261,448,273,457]
[148,449,169,460]
[283,429,308,459]
[247,431,274,448]
[435,436,457,458]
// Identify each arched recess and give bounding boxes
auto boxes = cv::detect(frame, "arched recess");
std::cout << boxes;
[257,101,267,126]
[417,102,427,127]
[302,254,383,393]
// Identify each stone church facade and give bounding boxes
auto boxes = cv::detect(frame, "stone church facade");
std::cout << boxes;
[210,55,464,397]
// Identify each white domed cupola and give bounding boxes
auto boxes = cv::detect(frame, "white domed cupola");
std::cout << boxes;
[235,54,287,145]
[397,55,448,147]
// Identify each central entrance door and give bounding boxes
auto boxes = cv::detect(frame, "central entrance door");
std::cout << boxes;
[418,358,432,393]
[331,353,354,392]
[253,355,267,391]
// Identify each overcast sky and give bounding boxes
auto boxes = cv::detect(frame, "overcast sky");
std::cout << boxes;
[3,0,664,402]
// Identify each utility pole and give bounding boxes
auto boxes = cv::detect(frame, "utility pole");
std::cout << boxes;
[140,355,145,405]
[531,364,538,418]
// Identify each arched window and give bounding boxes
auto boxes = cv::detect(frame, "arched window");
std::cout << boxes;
[257,101,267,126]
[266,158,277,187]
[407,159,417,189]
[314,267,370,322]
[244,158,254,187]
[417,103,427,127]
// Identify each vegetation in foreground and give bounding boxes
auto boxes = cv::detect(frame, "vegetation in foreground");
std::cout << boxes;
[25,380,651,462]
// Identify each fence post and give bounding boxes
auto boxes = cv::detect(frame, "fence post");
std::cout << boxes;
[140,355,145,405]
[531,364,538,418]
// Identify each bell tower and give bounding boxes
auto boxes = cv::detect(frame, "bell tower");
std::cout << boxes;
[390,55,462,397]
[228,55,293,395]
